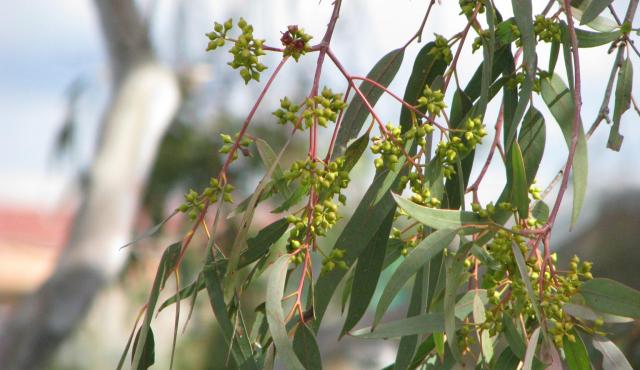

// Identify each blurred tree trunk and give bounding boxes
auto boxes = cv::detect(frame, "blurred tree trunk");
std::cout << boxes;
[0,1,180,369]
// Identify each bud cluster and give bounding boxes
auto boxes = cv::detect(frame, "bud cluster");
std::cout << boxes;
[459,0,486,16]
[206,18,267,84]
[273,87,347,129]
[416,86,447,116]
[371,124,404,170]
[218,132,252,162]
[436,116,487,178]
[533,15,562,43]
[178,179,234,220]
[280,25,313,62]
[429,34,453,65]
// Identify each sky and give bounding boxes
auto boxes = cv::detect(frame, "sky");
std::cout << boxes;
[0,0,639,237]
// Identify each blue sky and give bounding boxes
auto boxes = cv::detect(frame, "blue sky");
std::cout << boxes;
[1,0,638,236]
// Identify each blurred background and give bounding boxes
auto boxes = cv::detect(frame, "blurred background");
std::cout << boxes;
[0,0,639,369]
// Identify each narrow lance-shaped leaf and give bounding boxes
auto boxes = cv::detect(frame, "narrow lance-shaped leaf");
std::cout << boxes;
[493,347,520,370]
[226,134,293,295]
[519,107,546,185]
[373,229,457,327]
[393,268,427,370]
[313,169,402,328]
[351,313,446,339]
[238,218,289,268]
[593,335,633,370]
[341,210,394,335]
[266,255,305,370]
[522,327,540,370]
[120,210,178,249]
[563,329,591,370]
[443,242,473,362]
[579,278,640,319]
[473,292,493,363]
[571,26,621,48]
[332,48,404,157]
[511,242,544,326]
[540,74,588,227]
[476,0,496,117]
[393,194,487,233]
[131,327,155,370]
[399,42,447,130]
[608,57,632,151]
[293,323,322,370]
[509,142,529,219]
[581,0,615,25]
[506,0,537,151]
[203,254,259,370]
[131,242,181,369]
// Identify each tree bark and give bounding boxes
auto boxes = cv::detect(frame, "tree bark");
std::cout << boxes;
[0,1,180,368]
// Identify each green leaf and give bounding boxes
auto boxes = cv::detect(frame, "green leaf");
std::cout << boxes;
[266,255,304,370]
[272,184,308,213]
[373,138,414,205]
[444,89,474,209]
[443,242,472,362]
[511,0,536,73]
[474,292,494,363]
[373,229,457,327]
[343,132,370,171]
[502,315,526,359]
[509,142,529,219]
[508,0,537,151]
[238,218,289,268]
[579,278,640,318]
[293,323,322,370]
[313,173,400,328]
[351,313,445,339]
[560,21,575,91]
[581,0,614,25]
[408,335,436,369]
[465,46,513,100]
[540,74,588,227]
[549,38,560,75]
[608,57,632,151]
[393,268,427,370]
[120,210,178,249]
[531,201,549,224]
[341,210,394,335]
[592,335,633,370]
[131,327,155,370]
[399,42,447,130]
[563,329,591,370]
[203,255,258,370]
[454,289,488,320]
[522,327,540,370]
[511,243,544,323]
[575,28,621,48]
[131,242,181,369]
[563,302,634,323]
[393,194,487,233]
[159,273,204,312]
[493,347,520,370]
[226,135,293,294]
[569,4,618,33]
[333,48,404,157]
[476,0,496,117]
[519,107,546,185]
